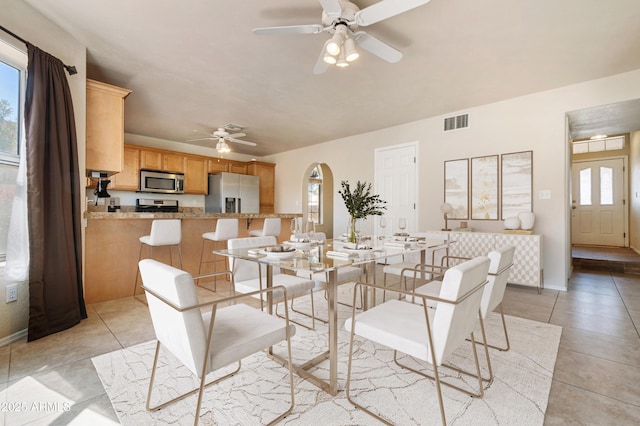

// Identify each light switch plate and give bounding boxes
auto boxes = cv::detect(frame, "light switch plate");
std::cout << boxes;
[539,190,551,199]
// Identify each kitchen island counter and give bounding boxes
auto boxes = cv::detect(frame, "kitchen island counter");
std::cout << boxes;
[84,213,301,303]
[85,210,300,220]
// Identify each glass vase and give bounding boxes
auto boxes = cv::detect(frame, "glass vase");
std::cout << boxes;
[347,216,358,243]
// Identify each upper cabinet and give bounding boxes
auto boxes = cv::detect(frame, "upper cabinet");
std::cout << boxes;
[85,79,131,174]
[111,144,275,207]
[184,155,208,194]
[139,147,185,173]
[247,162,275,214]
[111,145,140,191]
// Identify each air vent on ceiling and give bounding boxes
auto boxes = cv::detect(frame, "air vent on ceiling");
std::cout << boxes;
[444,114,469,132]
[223,123,244,132]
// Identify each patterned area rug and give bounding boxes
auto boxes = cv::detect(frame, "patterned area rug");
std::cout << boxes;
[92,286,562,425]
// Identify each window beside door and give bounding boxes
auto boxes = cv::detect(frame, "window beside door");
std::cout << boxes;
[307,165,322,226]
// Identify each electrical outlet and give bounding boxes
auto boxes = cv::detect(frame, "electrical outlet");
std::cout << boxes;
[6,284,17,303]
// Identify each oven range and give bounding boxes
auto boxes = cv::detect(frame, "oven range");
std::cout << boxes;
[135,199,179,213]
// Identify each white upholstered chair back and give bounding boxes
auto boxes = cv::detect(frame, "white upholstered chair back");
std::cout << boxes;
[138,259,207,377]
[144,219,182,246]
[228,236,277,283]
[432,256,490,365]
[481,245,515,318]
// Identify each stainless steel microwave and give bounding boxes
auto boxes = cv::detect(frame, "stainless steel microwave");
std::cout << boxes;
[139,170,185,194]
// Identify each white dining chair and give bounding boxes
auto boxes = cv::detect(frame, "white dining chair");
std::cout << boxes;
[344,256,490,425]
[228,236,317,329]
[411,245,516,351]
[138,259,296,426]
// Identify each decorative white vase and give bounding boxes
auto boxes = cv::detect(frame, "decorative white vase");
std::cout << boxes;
[518,211,535,230]
[504,217,521,230]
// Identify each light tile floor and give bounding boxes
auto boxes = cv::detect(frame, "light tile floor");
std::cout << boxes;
[1,268,639,425]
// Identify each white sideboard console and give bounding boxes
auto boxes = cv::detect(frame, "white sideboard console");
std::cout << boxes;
[425,230,543,292]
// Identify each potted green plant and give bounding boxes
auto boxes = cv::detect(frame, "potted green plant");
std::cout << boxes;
[339,180,387,243]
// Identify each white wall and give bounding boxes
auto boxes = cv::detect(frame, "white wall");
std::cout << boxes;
[264,69,640,292]
[2,0,87,343]
[630,131,640,253]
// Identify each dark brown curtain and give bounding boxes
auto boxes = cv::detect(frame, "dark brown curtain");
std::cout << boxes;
[25,44,86,341]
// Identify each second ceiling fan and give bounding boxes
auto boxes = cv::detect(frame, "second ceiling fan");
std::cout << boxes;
[188,127,257,153]
[253,0,432,74]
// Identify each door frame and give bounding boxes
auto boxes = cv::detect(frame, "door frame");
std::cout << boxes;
[570,155,629,247]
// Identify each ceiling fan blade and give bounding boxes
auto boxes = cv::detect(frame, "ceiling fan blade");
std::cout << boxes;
[227,137,257,146]
[313,47,329,75]
[226,132,246,139]
[253,24,324,35]
[354,31,403,63]
[355,0,431,26]
[186,137,215,142]
[319,0,342,18]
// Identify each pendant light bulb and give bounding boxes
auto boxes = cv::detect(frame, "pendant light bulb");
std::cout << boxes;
[344,37,359,62]
[323,52,337,64]
[336,50,349,68]
[326,25,347,56]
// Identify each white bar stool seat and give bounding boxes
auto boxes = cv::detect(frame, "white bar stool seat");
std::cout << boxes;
[197,218,239,291]
[133,219,182,301]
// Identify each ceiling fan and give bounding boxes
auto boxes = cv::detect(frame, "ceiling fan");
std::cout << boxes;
[188,127,257,153]
[253,0,432,74]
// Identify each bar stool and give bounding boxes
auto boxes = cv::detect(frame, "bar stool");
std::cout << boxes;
[249,218,281,238]
[133,219,182,301]
[197,218,238,291]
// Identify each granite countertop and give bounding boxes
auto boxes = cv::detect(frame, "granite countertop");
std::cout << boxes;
[84,206,301,220]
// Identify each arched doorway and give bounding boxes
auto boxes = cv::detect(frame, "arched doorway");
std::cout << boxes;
[301,162,334,237]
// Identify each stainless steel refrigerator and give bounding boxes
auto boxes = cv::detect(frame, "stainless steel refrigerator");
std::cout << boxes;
[205,172,260,213]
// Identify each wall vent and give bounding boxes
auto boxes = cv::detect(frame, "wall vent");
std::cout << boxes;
[443,114,469,131]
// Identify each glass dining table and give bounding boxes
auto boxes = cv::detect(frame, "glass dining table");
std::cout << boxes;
[214,236,452,395]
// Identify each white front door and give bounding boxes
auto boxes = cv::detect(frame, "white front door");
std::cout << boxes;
[374,143,417,237]
[571,158,626,246]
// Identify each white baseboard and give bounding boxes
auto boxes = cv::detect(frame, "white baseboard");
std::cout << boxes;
[0,328,27,347]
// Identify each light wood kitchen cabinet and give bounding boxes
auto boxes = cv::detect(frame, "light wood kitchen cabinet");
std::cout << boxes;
[184,155,208,194]
[139,148,163,170]
[228,161,247,174]
[86,79,131,174]
[111,145,140,190]
[163,152,185,173]
[112,144,276,207]
[139,147,184,173]
[248,161,275,214]
[208,158,229,174]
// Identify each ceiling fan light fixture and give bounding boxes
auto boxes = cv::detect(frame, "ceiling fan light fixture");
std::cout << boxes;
[216,139,231,153]
[344,37,359,62]
[326,24,347,56]
[336,50,349,68]
[323,52,337,64]
[326,35,342,56]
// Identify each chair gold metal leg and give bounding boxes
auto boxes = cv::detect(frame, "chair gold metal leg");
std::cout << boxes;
[469,304,511,352]
[393,332,486,398]
[290,292,328,324]
[145,341,241,414]
[275,295,315,330]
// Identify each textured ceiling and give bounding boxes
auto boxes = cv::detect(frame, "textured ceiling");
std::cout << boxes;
[24,0,640,156]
